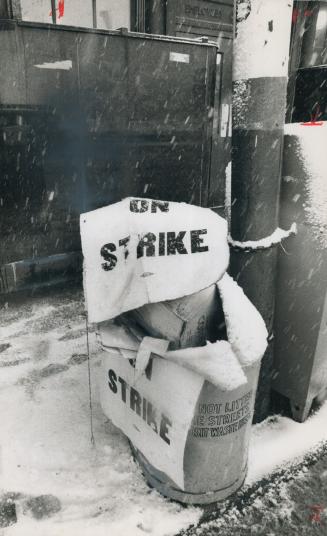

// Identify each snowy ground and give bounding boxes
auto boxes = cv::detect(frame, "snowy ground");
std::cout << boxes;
[1,286,327,535]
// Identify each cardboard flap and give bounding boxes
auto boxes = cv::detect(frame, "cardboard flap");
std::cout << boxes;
[165,341,247,391]
[99,321,140,352]
[99,323,247,390]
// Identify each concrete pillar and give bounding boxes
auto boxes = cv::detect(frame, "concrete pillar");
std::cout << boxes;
[230,0,293,421]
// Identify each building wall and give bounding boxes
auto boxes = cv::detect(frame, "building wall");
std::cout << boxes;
[19,0,131,30]
[96,0,130,30]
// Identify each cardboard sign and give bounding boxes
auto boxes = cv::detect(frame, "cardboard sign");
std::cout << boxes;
[80,198,229,323]
[99,350,204,490]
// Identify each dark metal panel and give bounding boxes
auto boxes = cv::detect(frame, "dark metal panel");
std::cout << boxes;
[0,21,218,274]
[162,0,234,210]
[292,66,327,122]
[126,38,216,205]
[77,34,216,207]
[78,32,129,211]
[127,39,209,129]
[22,26,79,115]
[14,25,82,262]
[78,32,128,134]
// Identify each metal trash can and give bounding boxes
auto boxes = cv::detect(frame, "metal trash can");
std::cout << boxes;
[82,198,267,505]
[130,362,260,504]
[97,274,266,505]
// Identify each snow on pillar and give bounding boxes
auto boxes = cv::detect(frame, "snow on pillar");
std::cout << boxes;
[230,0,293,422]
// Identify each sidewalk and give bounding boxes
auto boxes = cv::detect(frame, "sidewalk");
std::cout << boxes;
[180,444,327,535]
[0,285,326,535]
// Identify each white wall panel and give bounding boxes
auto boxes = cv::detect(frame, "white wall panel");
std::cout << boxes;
[21,0,52,23]
[96,0,130,30]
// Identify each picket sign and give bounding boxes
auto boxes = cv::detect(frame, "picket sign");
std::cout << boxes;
[80,198,230,323]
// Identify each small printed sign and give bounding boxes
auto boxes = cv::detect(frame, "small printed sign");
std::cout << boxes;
[169,52,190,64]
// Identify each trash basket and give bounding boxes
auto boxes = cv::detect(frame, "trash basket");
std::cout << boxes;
[97,274,266,505]
[130,363,260,504]
[81,197,267,504]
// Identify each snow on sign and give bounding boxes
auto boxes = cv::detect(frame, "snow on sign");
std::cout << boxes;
[80,198,229,323]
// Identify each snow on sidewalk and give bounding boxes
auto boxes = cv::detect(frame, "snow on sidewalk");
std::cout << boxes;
[247,404,327,485]
[0,292,327,535]
[0,295,200,536]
